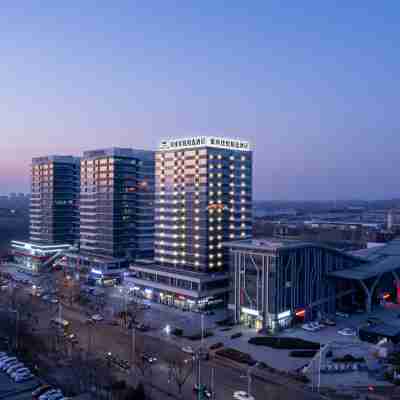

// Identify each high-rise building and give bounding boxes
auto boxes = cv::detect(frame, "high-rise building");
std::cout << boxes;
[129,136,252,310]
[30,155,80,245]
[11,155,80,274]
[74,148,154,281]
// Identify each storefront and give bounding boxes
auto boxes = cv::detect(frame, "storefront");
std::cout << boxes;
[11,241,72,274]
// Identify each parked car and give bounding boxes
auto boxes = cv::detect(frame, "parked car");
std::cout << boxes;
[321,318,336,326]
[32,385,53,399]
[39,389,62,400]
[233,391,255,400]
[6,362,24,374]
[0,357,17,368]
[302,323,319,332]
[338,328,356,336]
[142,354,157,363]
[11,367,30,379]
[336,311,350,318]
[182,346,194,354]
[366,317,383,325]
[2,359,20,371]
[91,314,104,322]
[14,372,34,382]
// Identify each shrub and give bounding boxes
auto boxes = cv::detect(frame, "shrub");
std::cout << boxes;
[172,328,183,336]
[248,337,320,350]
[289,350,318,358]
[332,354,365,363]
[209,342,224,350]
[231,332,242,339]
[216,348,255,366]
[187,330,214,341]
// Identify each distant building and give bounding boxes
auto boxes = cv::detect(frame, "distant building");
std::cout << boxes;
[129,136,252,310]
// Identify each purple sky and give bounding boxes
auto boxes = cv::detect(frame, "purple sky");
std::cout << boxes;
[1,3,400,200]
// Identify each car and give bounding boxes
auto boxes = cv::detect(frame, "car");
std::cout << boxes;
[44,392,64,400]
[91,314,104,322]
[233,391,255,400]
[182,346,194,354]
[11,367,30,379]
[336,311,350,318]
[338,328,357,336]
[135,323,149,332]
[32,385,53,399]
[6,362,24,374]
[302,323,319,332]
[42,295,50,301]
[0,357,17,368]
[39,389,62,400]
[142,354,157,363]
[367,317,383,325]
[14,372,34,382]
[321,318,336,326]
[50,298,59,304]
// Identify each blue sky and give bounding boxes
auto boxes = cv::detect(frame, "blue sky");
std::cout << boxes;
[1,2,399,200]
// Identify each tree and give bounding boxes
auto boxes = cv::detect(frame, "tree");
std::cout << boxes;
[166,356,194,398]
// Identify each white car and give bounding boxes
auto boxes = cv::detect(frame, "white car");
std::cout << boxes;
[39,389,62,400]
[302,323,319,332]
[11,367,30,379]
[2,359,20,370]
[6,362,24,374]
[45,392,64,400]
[182,346,194,354]
[0,357,17,368]
[15,373,34,383]
[91,314,104,322]
[7,363,24,374]
[338,328,356,336]
[233,391,255,400]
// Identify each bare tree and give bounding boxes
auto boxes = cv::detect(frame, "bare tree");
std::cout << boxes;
[166,356,194,398]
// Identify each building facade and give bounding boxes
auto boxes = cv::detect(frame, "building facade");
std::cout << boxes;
[226,238,400,332]
[78,148,155,278]
[128,136,252,310]
[30,155,80,245]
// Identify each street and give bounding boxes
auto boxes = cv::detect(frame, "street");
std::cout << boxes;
[0,271,322,400]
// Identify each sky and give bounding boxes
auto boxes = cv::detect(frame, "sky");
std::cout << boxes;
[1,2,399,200]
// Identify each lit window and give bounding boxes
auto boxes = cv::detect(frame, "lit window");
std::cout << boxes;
[230,165,234,170]
[209,245,214,250]
[217,154,222,159]
[209,254,214,259]
[209,227,214,231]
[217,253,222,258]
[230,234,235,239]
[218,261,222,266]
[241,156,246,161]
[195,261,200,266]
[241,174,245,178]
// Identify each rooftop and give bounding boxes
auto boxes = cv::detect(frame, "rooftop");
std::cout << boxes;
[130,261,229,281]
[359,323,400,338]
[328,239,400,281]
[224,238,322,252]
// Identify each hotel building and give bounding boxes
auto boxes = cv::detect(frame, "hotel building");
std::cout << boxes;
[129,136,252,310]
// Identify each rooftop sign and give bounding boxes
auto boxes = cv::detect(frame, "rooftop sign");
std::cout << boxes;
[159,136,251,152]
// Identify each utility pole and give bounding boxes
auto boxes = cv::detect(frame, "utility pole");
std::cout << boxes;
[247,367,252,397]
[130,325,136,372]
[211,367,215,400]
